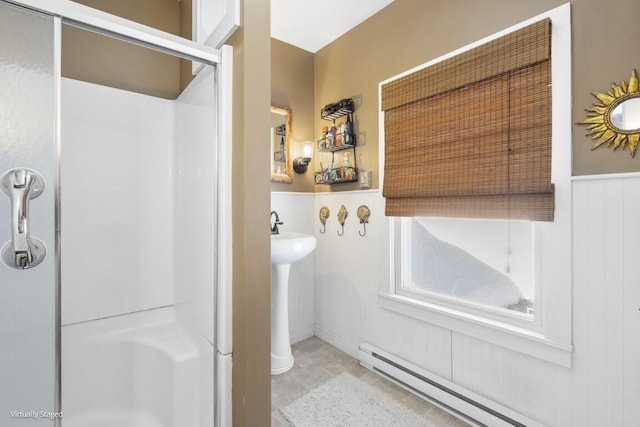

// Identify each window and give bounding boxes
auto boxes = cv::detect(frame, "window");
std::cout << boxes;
[378,5,573,366]
[398,218,537,324]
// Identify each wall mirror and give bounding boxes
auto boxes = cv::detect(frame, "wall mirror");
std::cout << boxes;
[609,97,640,131]
[581,69,640,158]
[271,105,293,183]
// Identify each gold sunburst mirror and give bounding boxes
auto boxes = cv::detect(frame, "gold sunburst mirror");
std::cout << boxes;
[580,69,640,157]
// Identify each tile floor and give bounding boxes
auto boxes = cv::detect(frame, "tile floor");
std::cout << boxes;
[271,337,469,426]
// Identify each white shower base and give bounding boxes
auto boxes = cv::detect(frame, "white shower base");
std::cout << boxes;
[62,306,213,427]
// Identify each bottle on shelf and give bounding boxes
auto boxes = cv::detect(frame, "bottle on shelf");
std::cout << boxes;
[342,152,352,179]
[318,126,328,150]
[335,123,343,147]
[326,126,334,147]
[344,113,354,146]
[331,124,338,146]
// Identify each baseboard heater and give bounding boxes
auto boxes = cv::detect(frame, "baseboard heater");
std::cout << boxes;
[359,343,543,427]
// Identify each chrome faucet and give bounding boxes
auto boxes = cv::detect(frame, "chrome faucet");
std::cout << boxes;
[271,211,283,235]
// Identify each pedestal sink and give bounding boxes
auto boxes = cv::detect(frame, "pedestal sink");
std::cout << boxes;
[271,232,316,375]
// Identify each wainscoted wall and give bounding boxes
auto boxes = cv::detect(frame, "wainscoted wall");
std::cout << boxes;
[313,190,452,380]
[277,175,640,426]
[570,175,640,426]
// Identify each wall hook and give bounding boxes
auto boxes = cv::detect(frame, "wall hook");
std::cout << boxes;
[357,205,370,237]
[319,206,330,234]
[359,222,367,237]
[337,205,348,236]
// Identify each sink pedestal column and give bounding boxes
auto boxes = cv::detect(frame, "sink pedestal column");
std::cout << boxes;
[271,263,294,375]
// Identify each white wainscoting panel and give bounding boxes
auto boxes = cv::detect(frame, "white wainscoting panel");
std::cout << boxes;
[313,190,452,379]
[622,177,640,425]
[451,331,573,425]
[570,176,640,426]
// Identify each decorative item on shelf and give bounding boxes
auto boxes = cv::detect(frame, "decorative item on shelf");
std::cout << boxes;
[314,166,357,184]
[293,141,314,174]
[359,170,372,189]
[580,69,640,157]
[337,205,348,236]
[357,205,370,237]
[319,206,330,234]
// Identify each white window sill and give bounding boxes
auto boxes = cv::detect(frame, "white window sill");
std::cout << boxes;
[379,293,573,367]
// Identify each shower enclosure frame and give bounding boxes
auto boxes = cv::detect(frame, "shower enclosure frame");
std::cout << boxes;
[1,0,233,425]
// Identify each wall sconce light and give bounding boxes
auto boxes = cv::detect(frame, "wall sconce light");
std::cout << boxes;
[293,141,314,174]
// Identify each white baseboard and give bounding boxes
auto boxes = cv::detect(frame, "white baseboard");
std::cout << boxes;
[314,326,359,359]
[290,324,314,345]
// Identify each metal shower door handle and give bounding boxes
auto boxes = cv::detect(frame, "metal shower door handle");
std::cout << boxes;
[1,168,46,270]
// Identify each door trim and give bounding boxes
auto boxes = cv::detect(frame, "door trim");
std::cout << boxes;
[4,0,221,65]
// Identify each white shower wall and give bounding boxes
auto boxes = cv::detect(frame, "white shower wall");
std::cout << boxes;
[174,69,217,427]
[61,69,217,426]
[61,78,176,324]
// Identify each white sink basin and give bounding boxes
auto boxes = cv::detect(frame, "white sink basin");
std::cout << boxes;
[271,232,316,265]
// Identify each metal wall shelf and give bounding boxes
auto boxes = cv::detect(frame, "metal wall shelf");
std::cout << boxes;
[314,167,358,185]
[318,142,357,153]
[316,98,358,185]
[320,98,355,122]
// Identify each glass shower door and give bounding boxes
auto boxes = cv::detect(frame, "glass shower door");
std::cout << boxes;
[0,2,59,426]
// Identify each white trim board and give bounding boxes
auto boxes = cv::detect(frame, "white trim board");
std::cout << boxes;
[572,171,640,181]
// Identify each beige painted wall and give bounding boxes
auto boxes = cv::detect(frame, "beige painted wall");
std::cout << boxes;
[228,1,273,425]
[271,39,316,192]
[63,0,193,99]
[313,0,640,184]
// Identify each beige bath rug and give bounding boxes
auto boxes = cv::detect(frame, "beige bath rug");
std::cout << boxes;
[280,372,434,426]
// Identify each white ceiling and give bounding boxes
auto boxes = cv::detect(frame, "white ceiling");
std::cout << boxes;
[271,0,395,53]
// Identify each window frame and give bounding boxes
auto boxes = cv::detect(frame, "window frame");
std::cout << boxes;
[378,4,573,367]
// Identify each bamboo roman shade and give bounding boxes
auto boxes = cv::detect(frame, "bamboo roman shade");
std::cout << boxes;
[381,19,554,221]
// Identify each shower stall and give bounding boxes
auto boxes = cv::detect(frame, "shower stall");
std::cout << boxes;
[0,1,232,426]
